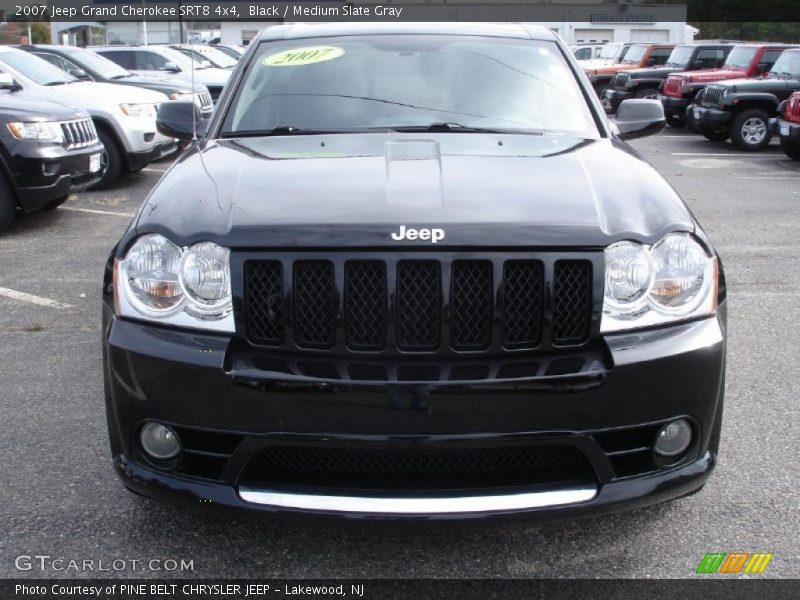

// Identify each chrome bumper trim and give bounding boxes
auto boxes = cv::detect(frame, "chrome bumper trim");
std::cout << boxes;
[238,486,597,514]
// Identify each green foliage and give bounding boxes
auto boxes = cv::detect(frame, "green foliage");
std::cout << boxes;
[691,22,800,43]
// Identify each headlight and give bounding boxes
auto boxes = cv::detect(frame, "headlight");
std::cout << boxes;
[169,92,194,101]
[179,242,231,319]
[601,233,718,333]
[119,103,158,118]
[7,121,64,143]
[116,234,233,332]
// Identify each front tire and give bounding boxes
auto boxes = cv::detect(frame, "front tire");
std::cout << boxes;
[730,108,772,151]
[780,138,800,160]
[0,174,16,232]
[88,127,121,190]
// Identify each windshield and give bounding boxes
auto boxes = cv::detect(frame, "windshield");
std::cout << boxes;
[622,45,647,64]
[666,46,694,68]
[160,47,208,70]
[222,36,599,138]
[191,46,237,68]
[599,43,621,60]
[66,47,130,79]
[769,51,800,77]
[0,49,75,85]
[723,46,758,70]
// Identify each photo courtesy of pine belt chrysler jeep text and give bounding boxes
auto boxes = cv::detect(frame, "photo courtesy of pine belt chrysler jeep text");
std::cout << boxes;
[103,23,727,522]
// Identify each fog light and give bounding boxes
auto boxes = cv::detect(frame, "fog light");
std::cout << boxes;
[654,419,692,457]
[140,422,181,460]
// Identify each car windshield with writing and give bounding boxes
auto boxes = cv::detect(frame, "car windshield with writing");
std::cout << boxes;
[723,46,759,70]
[221,36,599,138]
[622,45,647,65]
[769,50,800,78]
[666,46,694,68]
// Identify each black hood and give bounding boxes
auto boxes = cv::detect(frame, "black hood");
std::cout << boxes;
[627,66,683,80]
[135,133,694,250]
[714,76,798,93]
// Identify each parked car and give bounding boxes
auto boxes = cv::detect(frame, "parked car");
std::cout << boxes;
[570,43,604,61]
[774,92,800,159]
[210,44,246,61]
[586,43,675,96]
[603,44,734,113]
[660,44,796,129]
[0,84,103,231]
[578,42,634,68]
[103,23,726,522]
[693,49,800,150]
[0,46,175,190]
[19,44,214,118]
[93,45,230,102]
[168,44,238,70]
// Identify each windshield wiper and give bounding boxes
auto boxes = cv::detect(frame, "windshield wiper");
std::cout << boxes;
[387,122,511,134]
[43,81,69,86]
[109,74,129,80]
[221,126,363,138]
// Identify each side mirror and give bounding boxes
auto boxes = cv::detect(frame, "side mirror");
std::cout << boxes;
[163,61,181,73]
[200,60,212,68]
[0,72,21,91]
[156,101,208,141]
[756,63,769,75]
[612,99,666,140]
[68,67,91,80]
[647,58,655,66]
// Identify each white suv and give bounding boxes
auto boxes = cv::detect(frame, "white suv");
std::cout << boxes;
[0,46,177,189]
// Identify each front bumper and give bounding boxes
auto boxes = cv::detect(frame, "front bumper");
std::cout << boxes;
[601,89,633,113]
[125,140,178,171]
[772,117,800,141]
[658,94,690,118]
[9,143,104,212]
[693,105,732,129]
[103,304,726,522]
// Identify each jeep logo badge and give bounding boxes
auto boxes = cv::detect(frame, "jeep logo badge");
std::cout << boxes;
[390,225,445,244]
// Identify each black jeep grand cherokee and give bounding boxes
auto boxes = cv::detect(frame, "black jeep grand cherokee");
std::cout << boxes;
[103,23,726,521]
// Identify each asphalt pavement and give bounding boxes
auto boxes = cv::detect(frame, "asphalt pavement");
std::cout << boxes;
[1,130,798,579]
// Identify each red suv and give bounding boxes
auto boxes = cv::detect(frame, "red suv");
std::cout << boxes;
[774,92,800,159]
[660,45,794,129]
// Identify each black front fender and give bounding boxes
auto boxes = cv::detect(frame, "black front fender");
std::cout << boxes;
[722,92,780,111]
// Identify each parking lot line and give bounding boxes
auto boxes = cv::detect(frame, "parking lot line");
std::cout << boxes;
[140,167,168,173]
[59,206,135,218]
[0,287,73,309]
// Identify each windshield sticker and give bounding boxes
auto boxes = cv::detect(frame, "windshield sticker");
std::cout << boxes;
[263,46,345,67]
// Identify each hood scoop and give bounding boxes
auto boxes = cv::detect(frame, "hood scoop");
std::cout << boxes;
[385,140,444,209]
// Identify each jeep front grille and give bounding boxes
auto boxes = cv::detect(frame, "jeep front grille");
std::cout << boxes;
[612,72,630,90]
[702,86,725,107]
[662,75,683,97]
[242,253,597,354]
[197,91,213,113]
[786,93,800,123]
[60,118,97,149]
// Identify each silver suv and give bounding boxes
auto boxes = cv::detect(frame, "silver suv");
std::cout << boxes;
[0,46,176,189]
